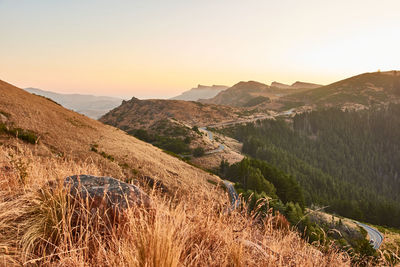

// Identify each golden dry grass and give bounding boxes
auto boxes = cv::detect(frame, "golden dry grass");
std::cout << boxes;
[0,144,353,266]
[0,80,371,266]
[99,98,243,130]
[0,80,221,195]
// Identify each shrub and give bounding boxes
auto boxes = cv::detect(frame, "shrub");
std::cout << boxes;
[184,136,191,144]
[132,129,154,143]
[100,151,114,161]
[192,125,200,134]
[0,123,39,144]
[192,147,205,157]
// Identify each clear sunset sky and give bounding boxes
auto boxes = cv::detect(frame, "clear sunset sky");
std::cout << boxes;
[1,0,399,99]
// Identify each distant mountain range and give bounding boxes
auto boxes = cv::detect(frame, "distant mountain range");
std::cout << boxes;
[170,84,229,101]
[24,88,123,119]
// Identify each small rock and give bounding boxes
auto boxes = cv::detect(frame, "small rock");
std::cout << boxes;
[0,114,7,123]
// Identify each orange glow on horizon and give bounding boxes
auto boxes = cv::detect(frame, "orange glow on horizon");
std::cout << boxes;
[1,0,399,98]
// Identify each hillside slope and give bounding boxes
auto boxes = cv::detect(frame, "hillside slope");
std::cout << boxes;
[100,97,242,129]
[200,81,271,107]
[99,98,248,169]
[223,107,400,228]
[201,81,320,108]
[282,71,400,109]
[271,81,322,89]
[1,81,218,194]
[25,87,123,119]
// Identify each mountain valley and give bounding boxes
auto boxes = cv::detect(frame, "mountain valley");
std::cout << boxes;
[2,71,400,265]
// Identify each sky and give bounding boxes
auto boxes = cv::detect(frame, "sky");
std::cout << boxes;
[1,0,399,99]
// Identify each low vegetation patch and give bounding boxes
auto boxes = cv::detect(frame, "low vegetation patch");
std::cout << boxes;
[243,96,270,107]
[0,123,39,144]
[90,144,115,161]
[192,147,205,157]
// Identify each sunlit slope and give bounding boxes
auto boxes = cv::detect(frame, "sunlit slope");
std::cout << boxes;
[0,79,219,194]
[283,71,400,108]
[100,97,242,129]
[200,81,320,108]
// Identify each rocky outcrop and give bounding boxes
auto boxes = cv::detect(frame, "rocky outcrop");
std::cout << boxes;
[63,175,152,225]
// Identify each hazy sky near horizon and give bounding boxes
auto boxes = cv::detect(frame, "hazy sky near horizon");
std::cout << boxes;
[1,0,399,99]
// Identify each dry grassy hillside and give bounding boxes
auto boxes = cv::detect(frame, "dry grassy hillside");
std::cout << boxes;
[200,81,317,109]
[0,80,220,194]
[99,97,251,171]
[100,97,242,129]
[0,80,356,266]
[200,81,271,107]
[281,71,400,109]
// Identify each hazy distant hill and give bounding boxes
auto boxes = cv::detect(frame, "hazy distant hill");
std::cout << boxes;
[281,71,400,109]
[270,82,292,89]
[201,80,321,107]
[271,81,322,89]
[200,81,271,107]
[290,81,322,89]
[170,84,229,101]
[24,88,123,119]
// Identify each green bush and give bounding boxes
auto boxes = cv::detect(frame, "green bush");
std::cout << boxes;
[0,123,39,144]
[192,147,205,157]
[192,125,200,134]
